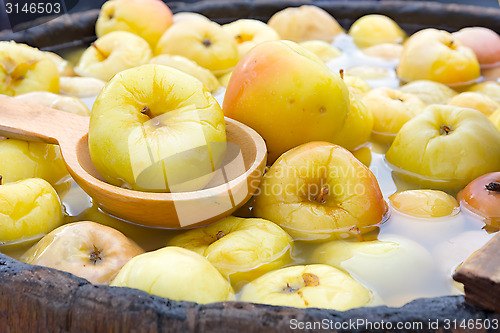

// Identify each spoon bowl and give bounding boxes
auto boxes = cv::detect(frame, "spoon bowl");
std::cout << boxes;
[0,96,267,229]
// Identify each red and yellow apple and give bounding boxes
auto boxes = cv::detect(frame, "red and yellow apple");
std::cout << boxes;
[253,142,387,241]
[452,27,500,68]
[95,0,173,47]
[223,40,350,163]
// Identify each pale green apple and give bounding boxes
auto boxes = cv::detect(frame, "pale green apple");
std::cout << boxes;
[22,221,144,285]
[168,216,293,287]
[386,105,500,190]
[0,178,63,247]
[111,246,235,303]
[240,264,373,310]
[89,64,226,192]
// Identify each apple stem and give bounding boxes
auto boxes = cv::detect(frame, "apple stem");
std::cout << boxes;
[314,186,329,203]
[339,69,344,80]
[202,38,212,47]
[440,125,453,135]
[216,231,226,240]
[141,106,154,118]
[486,182,500,192]
[282,283,299,294]
[0,175,2,185]
[350,226,364,242]
[89,245,103,265]
[91,43,107,59]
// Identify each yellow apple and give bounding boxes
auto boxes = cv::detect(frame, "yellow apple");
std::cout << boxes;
[386,105,500,191]
[168,216,293,287]
[447,92,499,116]
[348,14,406,48]
[311,235,437,307]
[44,51,75,76]
[343,74,371,96]
[253,142,387,241]
[59,76,106,98]
[95,0,173,47]
[467,81,500,103]
[0,138,69,189]
[223,40,349,163]
[218,71,232,87]
[149,54,220,93]
[299,40,342,62]
[22,221,144,285]
[490,109,500,131]
[173,12,210,24]
[222,19,280,57]
[267,5,344,42]
[155,20,239,75]
[452,27,500,68]
[0,178,63,247]
[0,41,59,96]
[399,80,457,105]
[389,190,459,218]
[75,31,152,81]
[362,43,403,59]
[362,87,426,143]
[240,264,373,310]
[397,29,480,86]
[111,246,235,303]
[89,64,226,192]
[14,91,90,116]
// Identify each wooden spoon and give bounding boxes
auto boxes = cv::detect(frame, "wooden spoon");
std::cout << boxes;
[0,95,267,229]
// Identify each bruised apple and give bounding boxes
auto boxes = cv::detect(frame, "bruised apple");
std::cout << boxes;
[89,64,226,192]
[22,221,144,284]
[458,172,500,229]
[169,216,293,286]
[240,264,373,310]
[0,178,63,247]
[223,40,350,163]
[386,105,500,191]
[111,246,235,303]
[0,41,59,96]
[95,0,173,47]
[253,142,387,241]
[397,29,480,86]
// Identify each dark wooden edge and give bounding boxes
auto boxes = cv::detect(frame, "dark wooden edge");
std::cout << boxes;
[1,253,499,333]
[0,1,500,49]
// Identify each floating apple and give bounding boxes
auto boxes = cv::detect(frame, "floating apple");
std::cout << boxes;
[240,264,373,310]
[155,20,239,75]
[311,235,437,306]
[15,92,90,116]
[223,40,349,163]
[399,80,457,105]
[253,142,387,241]
[89,64,226,192]
[298,40,342,62]
[0,41,59,96]
[386,105,500,191]
[362,43,403,59]
[22,221,144,284]
[362,87,426,143]
[149,54,220,93]
[447,92,499,116]
[169,216,293,287]
[59,76,106,98]
[389,190,459,218]
[222,19,280,57]
[452,27,500,68]
[467,81,500,103]
[75,31,152,81]
[0,138,69,189]
[397,29,480,86]
[0,178,63,247]
[458,172,500,229]
[111,246,235,303]
[95,0,173,47]
[267,5,343,43]
[348,14,406,48]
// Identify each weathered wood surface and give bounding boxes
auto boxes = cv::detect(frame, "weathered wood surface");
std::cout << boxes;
[1,253,499,333]
[454,233,500,313]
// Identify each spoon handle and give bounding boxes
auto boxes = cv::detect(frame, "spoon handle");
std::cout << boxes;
[0,95,89,145]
